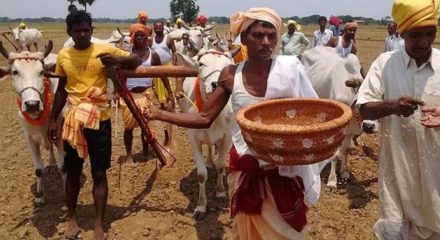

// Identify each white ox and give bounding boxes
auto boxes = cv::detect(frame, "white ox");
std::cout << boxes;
[9,27,43,52]
[0,41,65,207]
[300,46,378,188]
[175,50,234,220]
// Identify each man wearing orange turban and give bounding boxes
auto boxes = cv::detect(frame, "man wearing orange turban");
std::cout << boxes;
[121,23,174,163]
[357,0,440,239]
[144,7,322,240]
[137,10,148,25]
[229,8,282,63]
[326,20,358,57]
[128,23,151,44]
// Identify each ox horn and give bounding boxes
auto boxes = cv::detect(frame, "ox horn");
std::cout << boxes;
[8,26,13,32]
[0,41,10,59]
[216,32,220,39]
[0,32,19,51]
[43,40,53,58]
[117,27,125,36]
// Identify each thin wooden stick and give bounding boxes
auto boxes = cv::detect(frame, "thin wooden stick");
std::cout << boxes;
[104,66,170,166]
[45,65,198,79]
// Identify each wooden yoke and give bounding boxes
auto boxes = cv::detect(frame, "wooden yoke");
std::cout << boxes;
[103,65,198,167]
[45,65,198,79]
[123,65,198,78]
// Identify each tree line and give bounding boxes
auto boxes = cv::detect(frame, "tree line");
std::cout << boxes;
[0,15,386,25]
[0,0,389,25]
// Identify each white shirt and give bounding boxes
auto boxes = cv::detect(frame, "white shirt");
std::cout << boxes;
[151,34,172,64]
[279,32,311,56]
[384,34,404,52]
[312,29,333,47]
[357,49,440,236]
[335,36,353,58]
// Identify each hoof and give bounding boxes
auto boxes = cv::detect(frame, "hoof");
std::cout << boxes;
[45,165,58,174]
[125,155,134,164]
[205,162,214,169]
[326,180,337,189]
[341,172,350,181]
[325,186,338,194]
[193,210,207,221]
[33,198,46,208]
[215,194,227,203]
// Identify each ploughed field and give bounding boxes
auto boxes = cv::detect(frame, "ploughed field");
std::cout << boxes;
[0,22,431,239]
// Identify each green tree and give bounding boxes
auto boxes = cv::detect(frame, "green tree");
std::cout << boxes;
[68,4,78,13]
[170,0,199,24]
[78,0,96,12]
[67,0,96,13]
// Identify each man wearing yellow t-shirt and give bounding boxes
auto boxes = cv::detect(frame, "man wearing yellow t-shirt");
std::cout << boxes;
[48,10,141,240]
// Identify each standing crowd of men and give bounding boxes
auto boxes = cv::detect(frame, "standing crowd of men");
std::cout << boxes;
[38,0,440,238]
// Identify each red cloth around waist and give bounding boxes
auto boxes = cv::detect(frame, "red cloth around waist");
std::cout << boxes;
[229,146,308,232]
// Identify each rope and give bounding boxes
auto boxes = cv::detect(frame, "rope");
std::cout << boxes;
[16,78,52,126]
[194,77,203,112]
[180,91,197,109]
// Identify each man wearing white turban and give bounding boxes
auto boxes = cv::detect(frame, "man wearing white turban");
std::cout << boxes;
[357,0,440,238]
[144,7,323,240]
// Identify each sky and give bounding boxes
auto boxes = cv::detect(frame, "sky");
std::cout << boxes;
[0,0,393,20]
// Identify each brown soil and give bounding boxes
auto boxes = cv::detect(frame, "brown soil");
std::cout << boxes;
[0,23,388,240]
[0,79,380,240]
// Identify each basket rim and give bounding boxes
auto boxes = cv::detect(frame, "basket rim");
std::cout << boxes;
[236,98,353,134]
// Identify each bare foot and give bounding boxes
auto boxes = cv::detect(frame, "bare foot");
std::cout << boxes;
[65,218,81,240]
[93,226,107,240]
[125,154,134,164]
[143,148,149,161]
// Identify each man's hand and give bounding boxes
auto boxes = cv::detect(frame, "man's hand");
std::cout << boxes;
[48,120,59,144]
[97,53,120,67]
[393,96,425,117]
[143,105,161,121]
[421,106,440,127]
[166,95,175,111]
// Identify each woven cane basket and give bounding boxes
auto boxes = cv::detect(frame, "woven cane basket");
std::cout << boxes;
[236,98,352,165]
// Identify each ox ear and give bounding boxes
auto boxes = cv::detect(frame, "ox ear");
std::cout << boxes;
[199,29,208,38]
[175,52,196,68]
[227,45,241,58]
[0,66,10,81]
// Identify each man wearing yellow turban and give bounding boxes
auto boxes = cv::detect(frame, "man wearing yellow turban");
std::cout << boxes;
[144,7,323,240]
[357,0,440,239]
[279,19,311,56]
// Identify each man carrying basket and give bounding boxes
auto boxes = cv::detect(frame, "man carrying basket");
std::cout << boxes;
[143,8,324,240]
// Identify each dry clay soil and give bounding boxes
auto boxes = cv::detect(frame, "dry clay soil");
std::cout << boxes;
[0,24,398,240]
